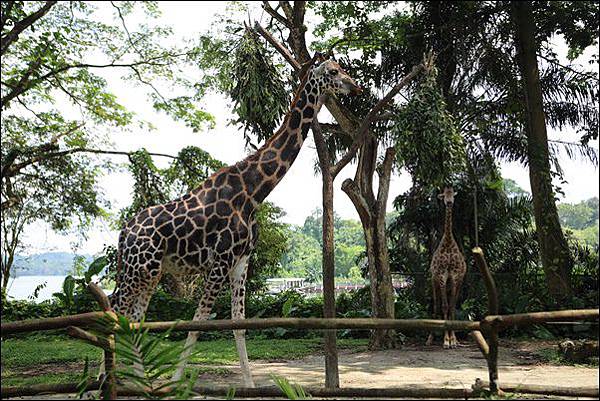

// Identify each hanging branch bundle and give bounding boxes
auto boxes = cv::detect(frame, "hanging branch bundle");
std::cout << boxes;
[229,28,290,145]
[393,64,467,187]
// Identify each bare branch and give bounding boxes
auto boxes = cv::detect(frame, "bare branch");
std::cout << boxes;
[0,1,57,55]
[376,147,396,208]
[261,1,291,28]
[331,62,425,178]
[310,115,332,172]
[341,178,371,226]
[254,22,300,71]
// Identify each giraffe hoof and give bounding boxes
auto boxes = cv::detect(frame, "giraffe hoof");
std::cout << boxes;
[443,343,450,349]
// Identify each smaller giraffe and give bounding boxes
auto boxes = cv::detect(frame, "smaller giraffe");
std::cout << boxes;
[426,186,467,349]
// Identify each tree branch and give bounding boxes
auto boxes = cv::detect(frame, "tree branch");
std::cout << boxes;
[341,178,371,226]
[376,147,396,207]
[261,1,291,28]
[254,22,300,71]
[0,1,15,32]
[0,1,57,55]
[537,53,600,83]
[331,61,426,178]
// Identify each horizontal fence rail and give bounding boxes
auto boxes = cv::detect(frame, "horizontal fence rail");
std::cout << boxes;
[3,310,597,336]
[2,381,598,399]
[2,309,599,335]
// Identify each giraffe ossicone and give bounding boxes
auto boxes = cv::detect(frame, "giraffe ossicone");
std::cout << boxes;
[427,185,467,349]
[109,52,361,387]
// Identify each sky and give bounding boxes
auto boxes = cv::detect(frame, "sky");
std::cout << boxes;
[19,1,599,256]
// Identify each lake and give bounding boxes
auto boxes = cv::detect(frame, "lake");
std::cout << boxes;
[6,275,110,302]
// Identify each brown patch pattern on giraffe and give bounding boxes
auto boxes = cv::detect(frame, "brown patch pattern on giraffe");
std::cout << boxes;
[427,187,467,349]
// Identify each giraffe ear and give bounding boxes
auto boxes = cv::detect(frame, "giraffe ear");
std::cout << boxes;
[437,193,444,200]
[314,52,327,63]
[299,52,325,78]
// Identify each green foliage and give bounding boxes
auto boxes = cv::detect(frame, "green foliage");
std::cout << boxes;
[248,203,290,292]
[51,255,109,314]
[271,375,310,400]
[110,314,200,399]
[280,209,366,281]
[393,66,467,187]
[1,1,216,233]
[558,197,598,230]
[230,30,290,144]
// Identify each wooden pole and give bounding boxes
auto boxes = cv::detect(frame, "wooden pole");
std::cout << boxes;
[473,379,598,398]
[472,247,501,395]
[3,382,597,399]
[470,330,489,356]
[1,311,105,334]
[130,317,481,333]
[86,283,117,401]
[3,312,595,335]
[484,309,599,329]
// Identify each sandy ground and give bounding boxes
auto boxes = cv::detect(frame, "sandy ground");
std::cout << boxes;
[196,339,598,391]
[3,339,598,399]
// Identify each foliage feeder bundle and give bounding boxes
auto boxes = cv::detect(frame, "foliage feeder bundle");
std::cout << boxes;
[230,30,289,144]
[393,66,467,187]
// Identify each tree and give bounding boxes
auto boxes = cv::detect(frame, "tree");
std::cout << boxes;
[1,200,36,293]
[330,1,597,301]
[511,0,574,298]
[557,198,598,231]
[1,1,216,286]
[247,202,290,292]
[254,2,428,354]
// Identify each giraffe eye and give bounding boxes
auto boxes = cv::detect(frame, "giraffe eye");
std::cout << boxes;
[329,69,338,76]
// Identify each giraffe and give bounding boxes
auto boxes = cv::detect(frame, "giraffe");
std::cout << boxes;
[109,52,361,387]
[426,186,467,349]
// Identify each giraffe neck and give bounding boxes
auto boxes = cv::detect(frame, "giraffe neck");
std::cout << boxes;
[240,72,321,204]
[441,204,456,247]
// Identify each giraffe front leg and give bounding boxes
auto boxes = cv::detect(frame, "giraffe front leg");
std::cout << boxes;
[231,256,255,388]
[439,282,451,349]
[172,269,225,382]
[426,277,439,346]
[448,276,462,348]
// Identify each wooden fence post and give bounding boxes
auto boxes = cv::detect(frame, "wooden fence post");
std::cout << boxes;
[472,247,502,396]
[88,283,117,400]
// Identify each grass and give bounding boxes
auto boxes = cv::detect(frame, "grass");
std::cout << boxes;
[1,334,368,387]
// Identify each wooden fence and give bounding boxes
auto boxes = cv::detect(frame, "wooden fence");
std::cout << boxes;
[1,248,598,399]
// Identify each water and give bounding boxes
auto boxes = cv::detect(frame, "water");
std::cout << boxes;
[5,275,110,302]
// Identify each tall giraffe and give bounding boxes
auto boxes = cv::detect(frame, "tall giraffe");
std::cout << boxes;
[426,186,467,349]
[109,53,361,386]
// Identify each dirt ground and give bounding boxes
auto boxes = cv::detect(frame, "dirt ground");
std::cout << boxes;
[5,339,598,399]
[196,339,599,391]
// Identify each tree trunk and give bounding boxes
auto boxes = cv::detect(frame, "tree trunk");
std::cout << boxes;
[321,171,340,388]
[342,144,397,349]
[511,1,573,299]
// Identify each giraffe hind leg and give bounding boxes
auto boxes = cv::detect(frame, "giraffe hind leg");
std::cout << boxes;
[110,251,164,378]
[172,266,226,382]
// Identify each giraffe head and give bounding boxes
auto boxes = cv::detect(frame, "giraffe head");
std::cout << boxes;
[438,186,457,206]
[304,53,362,96]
